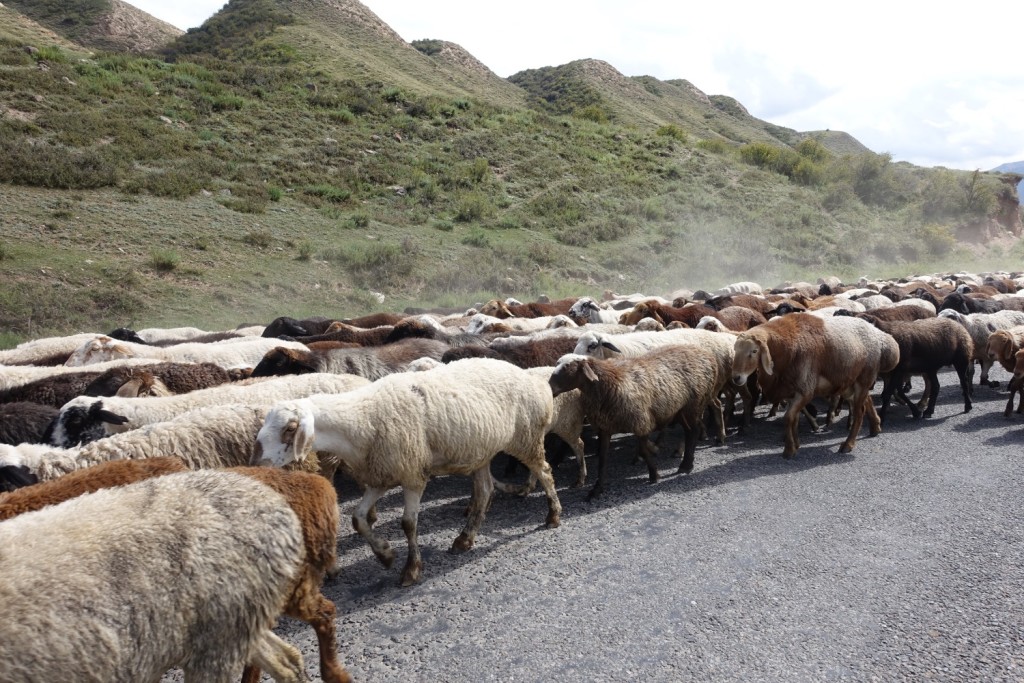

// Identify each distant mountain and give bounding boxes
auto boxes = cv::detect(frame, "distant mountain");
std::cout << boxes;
[992,161,1024,174]
[2,0,181,53]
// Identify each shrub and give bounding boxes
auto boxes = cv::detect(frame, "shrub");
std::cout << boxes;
[329,108,356,125]
[348,213,370,229]
[696,138,729,154]
[243,229,273,248]
[455,192,493,222]
[461,229,490,247]
[575,105,609,124]
[656,124,688,142]
[296,240,314,261]
[268,186,283,202]
[433,219,454,232]
[149,248,179,273]
[304,184,351,204]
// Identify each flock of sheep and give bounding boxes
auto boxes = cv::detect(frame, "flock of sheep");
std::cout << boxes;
[2,269,1024,681]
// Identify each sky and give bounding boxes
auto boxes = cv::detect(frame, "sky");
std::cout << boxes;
[129,0,1024,171]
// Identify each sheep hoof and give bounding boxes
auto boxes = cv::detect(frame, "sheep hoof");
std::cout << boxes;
[450,533,474,553]
[586,486,604,502]
[839,443,854,454]
[964,403,972,413]
[677,464,693,475]
[922,410,934,419]
[400,561,422,587]
[989,380,1001,388]
[571,477,586,489]
[374,544,394,569]
[545,512,561,528]
[781,450,796,459]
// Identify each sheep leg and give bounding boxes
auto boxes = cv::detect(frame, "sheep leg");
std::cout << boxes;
[400,486,425,586]
[864,395,882,437]
[245,631,307,683]
[922,370,941,418]
[352,487,394,569]
[981,358,999,388]
[915,375,933,412]
[452,466,493,554]
[802,405,821,432]
[516,442,562,528]
[709,396,726,445]
[638,434,660,483]
[782,396,807,458]
[878,374,897,422]
[676,410,701,474]
[840,386,869,453]
[738,381,755,429]
[953,359,972,414]
[569,435,586,488]
[286,586,351,683]
[587,430,612,501]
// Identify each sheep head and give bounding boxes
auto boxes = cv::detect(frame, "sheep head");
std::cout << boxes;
[51,399,131,448]
[619,302,655,326]
[572,332,621,359]
[549,354,599,397]
[64,335,111,366]
[251,347,315,377]
[732,334,773,386]
[988,331,1014,363]
[254,400,316,468]
[480,300,514,318]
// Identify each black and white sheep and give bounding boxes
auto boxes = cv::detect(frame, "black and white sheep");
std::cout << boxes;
[250,338,448,380]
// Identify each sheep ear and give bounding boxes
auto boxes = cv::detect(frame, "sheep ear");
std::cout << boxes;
[96,409,130,426]
[757,340,774,376]
[582,361,599,383]
[653,311,666,326]
[601,340,621,353]
[290,414,315,462]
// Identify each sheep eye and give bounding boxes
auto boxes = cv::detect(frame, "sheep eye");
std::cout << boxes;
[588,342,598,350]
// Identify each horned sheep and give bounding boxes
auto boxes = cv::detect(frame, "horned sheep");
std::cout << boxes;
[255,357,562,586]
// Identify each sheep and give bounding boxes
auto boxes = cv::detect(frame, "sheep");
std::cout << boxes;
[712,281,764,297]
[549,345,720,500]
[0,469,308,683]
[704,293,776,317]
[64,334,309,370]
[442,335,580,369]
[263,316,337,338]
[0,402,58,445]
[81,361,234,397]
[0,458,350,683]
[0,456,189,520]
[716,305,767,330]
[833,306,933,323]
[254,357,562,586]
[526,366,587,488]
[250,338,448,380]
[0,370,104,407]
[293,321,396,347]
[866,316,974,420]
[568,296,629,325]
[479,297,579,318]
[634,317,667,331]
[852,294,894,311]
[619,300,721,328]
[467,313,572,335]
[383,316,485,347]
[939,291,1003,315]
[340,311,406,328]
[731,314,899,457]
[0,358,159,392]
[985,327,1024,416]
[0,332,105,366]
[938,309,1024,387]
[51,373,371,447]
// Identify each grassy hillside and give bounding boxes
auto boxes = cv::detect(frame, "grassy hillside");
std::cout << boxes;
[0,0,1020,343]
[2,0,181,53]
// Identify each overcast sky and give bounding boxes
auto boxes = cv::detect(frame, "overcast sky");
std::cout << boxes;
[131,0,1024,171]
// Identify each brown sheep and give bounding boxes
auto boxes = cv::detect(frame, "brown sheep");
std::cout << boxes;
[82,362,234,397]
[549,345,720,500]
[619,300,721,328]
[0,456,189,521]
[731,314,899,457]
[705,293,776,317]
[479,298,579,319]
[294,321,395,346]
[441,335,579,369]
[340,311,405,328]
[987,327,1024,416]
[716,306,767,330]
[0,371,103,408]
[0,458,350,683]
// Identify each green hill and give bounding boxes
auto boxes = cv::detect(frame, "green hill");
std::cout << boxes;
[0,0,1020,342]
[2,0,181,53]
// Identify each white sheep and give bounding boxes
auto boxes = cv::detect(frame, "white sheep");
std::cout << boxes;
[568,296,630,324]
[0,469,308,683]
[254,357,563,586]
[895,298,937,315]
[0,358,159,392]
[466,313,570,335]
[64,334,308,370]
[0,332,105,366]
[1,404,297,483]
[712,281,763,297]
[51,373,370,447]
[938,309,1024,387]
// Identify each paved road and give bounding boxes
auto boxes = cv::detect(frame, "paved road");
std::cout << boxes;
[255,365,1024,682]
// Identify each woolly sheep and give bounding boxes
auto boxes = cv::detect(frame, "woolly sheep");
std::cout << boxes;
[549,345,720,499]
[0,332,105,366]
[81,361,234,397]
[0,469,307,683]
[986,326,1024,416]
[0,402,57,445]
[250,338,448,380]
[0,358,158,392]
[254,357,562,586]
[731,314,899,457]
[0,371,103,408]
[938,309,1024,387]
[568,296,630,325]
[64,334,309,370]
[51,373,370,447]
[712,281,764,297]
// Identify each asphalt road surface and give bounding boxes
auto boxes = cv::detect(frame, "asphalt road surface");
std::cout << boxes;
[190,365,1024,682]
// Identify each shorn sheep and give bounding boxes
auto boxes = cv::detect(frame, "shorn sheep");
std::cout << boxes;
[0,460,350,683]
[549,346,720,500]
[50,373,371,447]
[731,314,899,457]
[0,469,308,683]
[255,357,562,586]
